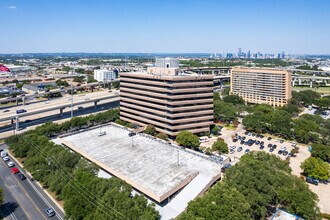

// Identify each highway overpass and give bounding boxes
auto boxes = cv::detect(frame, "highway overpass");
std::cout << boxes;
[0,95,120,131]
[0,79,119,104]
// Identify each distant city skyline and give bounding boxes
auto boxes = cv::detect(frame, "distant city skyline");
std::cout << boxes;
[1,0,329,54]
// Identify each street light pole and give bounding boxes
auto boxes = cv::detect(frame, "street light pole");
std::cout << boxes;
[71,76,73,118]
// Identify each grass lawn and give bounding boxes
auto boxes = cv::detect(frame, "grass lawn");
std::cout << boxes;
[292,86,330,95]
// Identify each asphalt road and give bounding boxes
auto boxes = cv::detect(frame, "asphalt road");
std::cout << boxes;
[0,101,119,135]
[0,144,64,220]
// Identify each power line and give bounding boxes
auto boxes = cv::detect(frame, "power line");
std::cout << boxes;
[18,135,128,220]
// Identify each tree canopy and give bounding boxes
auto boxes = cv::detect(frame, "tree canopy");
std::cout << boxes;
[179,151,320,220]
[5,108,159,220]
[222,95,245,105]
[311,143,330,162]
[301,157,330,181]
[176,131,200,149]
[211,138,228,154]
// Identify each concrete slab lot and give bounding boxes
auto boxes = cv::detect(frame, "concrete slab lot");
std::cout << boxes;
[59,124,222,219]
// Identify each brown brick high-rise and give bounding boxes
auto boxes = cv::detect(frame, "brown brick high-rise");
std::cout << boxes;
[119,72,214,138]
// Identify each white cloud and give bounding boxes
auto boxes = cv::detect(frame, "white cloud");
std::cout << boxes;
[7,5,17,9]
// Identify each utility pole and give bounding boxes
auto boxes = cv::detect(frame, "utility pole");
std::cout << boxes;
[71,76,73,118]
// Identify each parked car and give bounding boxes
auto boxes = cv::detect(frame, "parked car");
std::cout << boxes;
[3,156,10,162]
[45,208,55,217]
[240,140,245,145]
[278,150,283,155]
[230,149,235,154]
[267,137,272,141]
[233,139,238,142]
[256,141,260,145]
[7,161,15,167]
[272,144,277,149]
[306,176,319,185]
[78,106,83,110]
[282,151,289,156]
[237,147,243,152]
[269,148,275,152]
[11,167,19,174]
[245,149,250,154]
[279,140,284,143]
[280,146,287,151]
[260,141,264,145]
[230,145,236,150]
[221,163,232,173]
[268,144,273,148]
[18,173,26,180]
[259,145,265,150]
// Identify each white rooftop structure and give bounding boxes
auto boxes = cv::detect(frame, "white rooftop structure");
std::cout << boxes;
[57,123,224,219]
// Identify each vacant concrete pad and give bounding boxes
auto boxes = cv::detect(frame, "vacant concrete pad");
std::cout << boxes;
[60,124,221,203]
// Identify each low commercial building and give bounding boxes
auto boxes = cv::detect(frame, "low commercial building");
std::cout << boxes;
[230,68,291,107]
[94,69,117,82]
[58,124,223,219]
[120,59,214,137]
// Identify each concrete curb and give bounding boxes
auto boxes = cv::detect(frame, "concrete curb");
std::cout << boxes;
[7,151,65,213]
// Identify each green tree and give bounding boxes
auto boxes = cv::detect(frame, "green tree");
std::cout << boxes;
[214,101,237,122]
[178,183,252,220]
[301,157,330,180]
[211,138,228,154]
[176,131,200,149]
[211,126,220,135]
[0,187,3,204]
[311,143,330,162]
[221,87,230,96]
[73,76,85,83]
[222,95,244,105]
[55,79,69,87]
[180,151,320,220]
[268,110,292,137]
[144,124,157,136]
[293,118,319,144]
[156,133,168,140]
[87,75,97,83]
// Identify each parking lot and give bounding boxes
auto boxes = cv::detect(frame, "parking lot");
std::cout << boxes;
[216,124,297,163]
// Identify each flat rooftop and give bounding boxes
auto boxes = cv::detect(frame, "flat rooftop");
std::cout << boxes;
[59,124,221,204]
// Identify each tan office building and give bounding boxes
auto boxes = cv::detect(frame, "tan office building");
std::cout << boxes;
[119,72,214,137]
[230,68,291,107]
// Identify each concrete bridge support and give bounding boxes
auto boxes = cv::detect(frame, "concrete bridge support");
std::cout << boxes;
[60,108,64,117]
[94,100,99,108]
[15,116,19,132]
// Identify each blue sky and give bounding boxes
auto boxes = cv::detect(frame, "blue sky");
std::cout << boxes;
[1,0,329,54]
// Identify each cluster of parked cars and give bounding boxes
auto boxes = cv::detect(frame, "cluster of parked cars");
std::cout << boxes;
[231,132,293,157]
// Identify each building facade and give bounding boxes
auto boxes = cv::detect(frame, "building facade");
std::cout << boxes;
[94,69,117,82]
[119,72,214,137]
[230,68,291,107]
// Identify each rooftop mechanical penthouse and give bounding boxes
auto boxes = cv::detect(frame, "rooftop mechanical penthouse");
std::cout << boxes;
[119,59,214,137]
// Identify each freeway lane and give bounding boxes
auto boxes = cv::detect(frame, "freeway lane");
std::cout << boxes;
[0,145,64,220]
[0,101,119,138]
[0,90,119,120]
